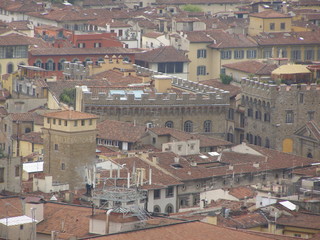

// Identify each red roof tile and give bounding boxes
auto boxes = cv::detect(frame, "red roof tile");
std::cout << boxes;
[135,46,190,63]
[43,110,98,120]
[250,10,291,18]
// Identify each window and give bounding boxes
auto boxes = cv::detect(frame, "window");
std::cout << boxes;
[46,60,55,71]
[152,137,156,144]
[197,49,207,58]
[158,62,183,73]
[15,166,20,177]
[228,108,234,120]
[166,186,174,198]
[78,43,86,48]
[280,22,286,30]
[247,49,257,59]
[203,120,211,132]
[89,119,93,125]
[165,121,174,128]
[255,110,261,120]
[64,120,67,126]
[54,144,59,151]
[270,23,275,30]
[74,120,78,127]
[94,42,102,48]
[59,119,61,125]
[277,48,287,58]
[0,167,4,182]
[4,124,6,132]
[184,120,193,132]
[221,50,232,59]
[247,108,253,117]
[165,204,173,213]
[263,48,272,58]
[7,63,13,73]
[153,205,161,212]
[308,111,315,121]
[154,189,161,199]
[53,119,56,124]
[81,120,85,126]
[291,49,301,60]
[264,113,270,122]
[299,93,304,103]
[305,49,314,61]
[285,111,294,123]
[234,50,244,59]
[197,66,206,76]
[61,163,65,170]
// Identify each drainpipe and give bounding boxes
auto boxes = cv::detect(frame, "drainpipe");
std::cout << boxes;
[105,209,113,234]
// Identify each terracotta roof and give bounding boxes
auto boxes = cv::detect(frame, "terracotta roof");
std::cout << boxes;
[37,202,105,238]
[222,60,277,76]
[0,33,34,46]
[135,46,190,63]
[149,127,232,148]
[250,10,291,18]
[185,29,257,48]
[9,112,43,124]
[277,212,320,229]
[143,31,163,38]
[19,132,43,145]
[89,69,143,86]
[253,31,320,46]
[218,212,268,229]
[7,21,33,31]
[0,196,23,218]
[29,47,138,56]
[199,79,241,97]
[43,110,98,120]
[306,121,320,141]
[97,119,147,143]
[86,221,274,240]
[228,186,256,200]
[155,0,251,4]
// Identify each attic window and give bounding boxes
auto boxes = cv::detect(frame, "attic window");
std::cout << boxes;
[171,164,183,169]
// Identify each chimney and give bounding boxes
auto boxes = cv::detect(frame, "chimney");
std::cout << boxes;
[152,156,159,164]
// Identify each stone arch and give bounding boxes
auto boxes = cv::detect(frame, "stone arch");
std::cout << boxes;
[153,205,161,213]
[282,138,293,153]
[165,203,174,214]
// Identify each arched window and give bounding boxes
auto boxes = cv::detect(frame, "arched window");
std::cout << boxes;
[46,59,55,71]
[72,58,79,63]
[307,153,313,158]
[7,63,13,73]
[58,59,66,70]
[165,121,174,128]
[227,127,234,142]
[184,120,193,132]
[153,205,161,213]
[35,60,42,68]
[203,120,211,132]
[83,58,92,66]
[165,204,173,214]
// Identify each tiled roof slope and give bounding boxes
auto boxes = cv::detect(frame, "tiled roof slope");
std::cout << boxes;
[29,47,138,56]
[97,119,147,142]
[19,132,43,145]
[86,221,274,240]
[135,46,190,63]
[222,60,277,75]
[37,202,105,238]
[0,196,23,218]
[250,10,291,18]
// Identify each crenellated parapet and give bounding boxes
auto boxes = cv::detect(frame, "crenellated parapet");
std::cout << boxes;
[81,90,230,107]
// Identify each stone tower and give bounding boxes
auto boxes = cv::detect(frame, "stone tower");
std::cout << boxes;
[42,110,98,190]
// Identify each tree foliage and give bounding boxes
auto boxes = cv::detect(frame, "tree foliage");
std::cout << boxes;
[181,4,203,12]
[59,88,76,107]
[220,74,233,85]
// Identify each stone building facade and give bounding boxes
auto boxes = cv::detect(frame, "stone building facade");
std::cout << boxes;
[42,110,98,190]
[241,78,320,157]
[75,74,230,139]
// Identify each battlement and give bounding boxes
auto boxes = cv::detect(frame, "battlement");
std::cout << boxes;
[241,78,320,97]
[81,90,229,107]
